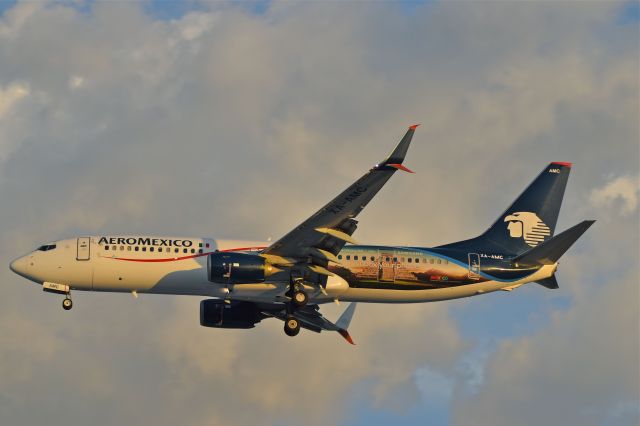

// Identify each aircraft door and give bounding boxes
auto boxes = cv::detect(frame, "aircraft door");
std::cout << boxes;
[378,251,396,282]
[468,253,481,280]
[76,237,91,261]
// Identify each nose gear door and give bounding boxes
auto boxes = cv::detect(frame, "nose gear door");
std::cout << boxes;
[76,237,91,261]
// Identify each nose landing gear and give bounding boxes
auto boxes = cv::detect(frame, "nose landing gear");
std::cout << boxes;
[42,282,73,311]
[62,296,73,311]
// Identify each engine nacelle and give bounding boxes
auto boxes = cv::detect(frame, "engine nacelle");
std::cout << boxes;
[200,299,264,329]
[207,252,274,284]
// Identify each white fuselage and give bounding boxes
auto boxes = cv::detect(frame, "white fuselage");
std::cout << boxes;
[10,236,556,304]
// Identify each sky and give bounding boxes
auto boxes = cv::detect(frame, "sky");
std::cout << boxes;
[0,1,638,425]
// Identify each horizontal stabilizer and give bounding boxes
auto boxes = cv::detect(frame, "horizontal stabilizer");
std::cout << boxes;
[513,220,595,265]
[536,275,559,289]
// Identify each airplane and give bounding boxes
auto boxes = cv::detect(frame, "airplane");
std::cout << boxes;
[9,125,595,344]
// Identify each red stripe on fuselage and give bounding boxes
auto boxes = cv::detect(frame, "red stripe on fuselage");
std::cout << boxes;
[108,246,268,263]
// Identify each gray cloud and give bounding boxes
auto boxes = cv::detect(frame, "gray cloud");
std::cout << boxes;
[0,1,637,425]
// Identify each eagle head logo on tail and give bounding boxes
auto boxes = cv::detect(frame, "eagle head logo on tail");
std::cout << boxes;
[504,212,551,247]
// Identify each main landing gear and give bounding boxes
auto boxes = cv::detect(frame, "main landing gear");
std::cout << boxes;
[290,277,308,307]
[283,275,308,337]
[284,316,300,336]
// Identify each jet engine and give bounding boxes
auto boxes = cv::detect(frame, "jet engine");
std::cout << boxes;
[207,252,275,284]
[200,299,265,329]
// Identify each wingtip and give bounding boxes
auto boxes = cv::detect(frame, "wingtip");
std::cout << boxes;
[386,163,415,173]
[338,329,356,345]
[409,124,420,130]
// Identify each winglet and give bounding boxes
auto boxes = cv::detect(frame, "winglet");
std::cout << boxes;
[336,302,357,345]
[338,329,355,345]
[386,163,414,173]
[336,302,357,329]
[380,125,418,167]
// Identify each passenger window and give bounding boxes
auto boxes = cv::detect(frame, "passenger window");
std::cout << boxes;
[183,248,188,253]
[198,243,203,248]
[142,247,146,252]
[135,246,139,252]
[127,246,131,251]
[408,258,412,263]
[338,255,343,260]
[386,257,390,262]
[346,255,351,260]
[206,243,210,248]
[120,246,124,251]
[191,249,195,253]
[175,248,179,253]
[393,257,397,262]
[198,249,203,254]
[158,247,162,252]
[354,256,358,261]
[445,260,449,264]
[370,256,375,261]
[437,259,441,264]
[150,247,154,252]
[415,258,419,263]
[430,259,434,264]
[105,246,109,250]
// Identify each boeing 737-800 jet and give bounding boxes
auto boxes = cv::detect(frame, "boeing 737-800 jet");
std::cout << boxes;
[10,126,594,344]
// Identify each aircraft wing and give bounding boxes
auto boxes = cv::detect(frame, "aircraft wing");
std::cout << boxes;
[261,125,419,274]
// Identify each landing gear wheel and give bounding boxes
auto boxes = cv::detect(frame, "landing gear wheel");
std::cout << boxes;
[284,316,300,337]
[293,289,308,306]
[62,297,73,311]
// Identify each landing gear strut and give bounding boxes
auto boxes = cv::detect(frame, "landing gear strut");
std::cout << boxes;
[62,296,73,311]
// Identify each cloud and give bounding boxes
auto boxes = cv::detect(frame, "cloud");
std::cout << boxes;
[451,269,640,426]
[0,81,29,118]
[0,1,637,425]
[590,175,639,216]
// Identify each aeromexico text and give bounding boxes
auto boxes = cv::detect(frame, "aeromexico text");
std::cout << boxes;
[98,237,194,248]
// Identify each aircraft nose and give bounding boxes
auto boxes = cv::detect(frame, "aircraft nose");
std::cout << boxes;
[9,256,28,277]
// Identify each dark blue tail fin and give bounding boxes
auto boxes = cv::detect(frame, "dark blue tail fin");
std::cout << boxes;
[439,162,572,255]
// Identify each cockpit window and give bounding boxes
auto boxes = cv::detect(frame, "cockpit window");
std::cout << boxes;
[37,244,57,251]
